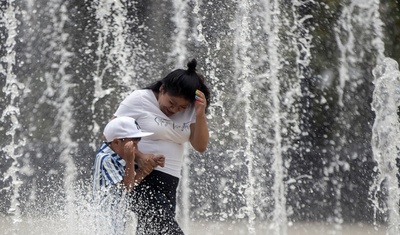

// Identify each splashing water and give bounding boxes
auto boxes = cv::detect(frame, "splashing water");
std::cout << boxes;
[232,1,258,233]
[335,0,385,107]
[371,58,400,235]
[0,0,398,235]
[1,1,25,231]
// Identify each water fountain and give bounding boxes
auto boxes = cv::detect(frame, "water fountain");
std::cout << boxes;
[1,0,399,234]
[371,57,400,235]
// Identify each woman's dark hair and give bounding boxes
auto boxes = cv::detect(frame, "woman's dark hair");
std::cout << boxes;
[146,59,211,111]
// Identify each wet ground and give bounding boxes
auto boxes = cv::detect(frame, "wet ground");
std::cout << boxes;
[1,215,388,235]
[184,221,387,235]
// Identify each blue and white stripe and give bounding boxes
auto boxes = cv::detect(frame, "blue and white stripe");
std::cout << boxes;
[92,143,126,193]
[92,143,129,235]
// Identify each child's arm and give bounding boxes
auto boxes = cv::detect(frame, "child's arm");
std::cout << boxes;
[134,154,165,186]
[122,141,136,191]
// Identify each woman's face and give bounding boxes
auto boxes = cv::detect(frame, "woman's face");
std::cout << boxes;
[158,88,191,117]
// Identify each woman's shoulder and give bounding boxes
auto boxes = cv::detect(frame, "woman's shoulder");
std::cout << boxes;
[122,89,151,104]
[131,89,155,98]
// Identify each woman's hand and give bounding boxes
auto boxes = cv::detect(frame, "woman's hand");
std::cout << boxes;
[190,89,210,152]
[152,154,165,167]
[136,153,165,175]
[134,153,165,185]
[194,89,207,117]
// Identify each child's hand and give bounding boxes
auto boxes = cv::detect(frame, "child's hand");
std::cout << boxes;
[124,141,136,161]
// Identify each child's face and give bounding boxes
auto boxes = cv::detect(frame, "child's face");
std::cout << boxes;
[113,138,141,159]
[120,138,141,148]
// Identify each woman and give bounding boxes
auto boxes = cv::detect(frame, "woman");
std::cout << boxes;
[113,59,210,234]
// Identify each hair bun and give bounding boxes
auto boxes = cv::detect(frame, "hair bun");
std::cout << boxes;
[187,59,197,72]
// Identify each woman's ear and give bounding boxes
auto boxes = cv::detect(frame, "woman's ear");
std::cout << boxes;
[159,85,164,93]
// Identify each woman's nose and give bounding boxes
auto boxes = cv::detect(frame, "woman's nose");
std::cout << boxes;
[170,105,179,113]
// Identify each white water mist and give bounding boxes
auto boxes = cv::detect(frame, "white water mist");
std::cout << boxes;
[1,1,25,232]
[371,57,400,235]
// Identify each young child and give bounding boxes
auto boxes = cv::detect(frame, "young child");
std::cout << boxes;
[92,116,164,234]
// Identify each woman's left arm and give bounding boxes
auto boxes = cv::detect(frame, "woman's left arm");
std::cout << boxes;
[190,90,209,152]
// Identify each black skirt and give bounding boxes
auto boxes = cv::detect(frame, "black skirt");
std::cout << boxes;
[130,170,185,235]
